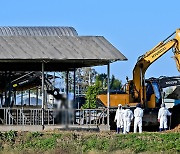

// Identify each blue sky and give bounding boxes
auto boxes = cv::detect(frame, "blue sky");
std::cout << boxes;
[1,0,180,83]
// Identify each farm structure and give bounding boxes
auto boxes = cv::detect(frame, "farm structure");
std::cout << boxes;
[0,26,127,131]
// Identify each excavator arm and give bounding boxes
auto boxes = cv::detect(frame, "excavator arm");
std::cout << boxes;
[132,29,180,103]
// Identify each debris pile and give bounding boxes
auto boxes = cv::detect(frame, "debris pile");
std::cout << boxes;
[167,124,180,132]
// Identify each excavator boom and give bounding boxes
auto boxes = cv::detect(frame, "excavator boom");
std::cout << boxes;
[132,29,180,103]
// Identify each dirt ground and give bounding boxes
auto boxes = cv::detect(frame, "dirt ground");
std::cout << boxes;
[167,124,180,132]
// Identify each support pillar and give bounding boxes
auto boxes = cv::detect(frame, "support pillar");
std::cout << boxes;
[41,62,45,129]
[21,91,23,106]
[53,72,55,106]
[66,70,69,102]
[73,68,76,103]
[28,89,31,106]
[36,88,38,106]
[107,62,110,127]
[65,70,69,126]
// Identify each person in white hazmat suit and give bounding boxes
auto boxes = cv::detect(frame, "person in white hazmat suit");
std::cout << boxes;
[158,103,172,131]
[134,103,143,133]
[114,104,124,134]
[123,105,133,134]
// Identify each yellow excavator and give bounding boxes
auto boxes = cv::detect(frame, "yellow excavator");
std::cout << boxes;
[97,29,180,127]
[132,29,180,108]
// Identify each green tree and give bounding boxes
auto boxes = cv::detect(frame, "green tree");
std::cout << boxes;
[82,83,100,109]
[96,74,122,91]
[95,73,107,89]
[110,75,122,90]
[82,74,122,109]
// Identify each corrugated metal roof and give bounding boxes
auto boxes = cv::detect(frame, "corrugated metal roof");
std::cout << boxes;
[0,26,127,71]
[0,26,78,36]
[0,36,126,61]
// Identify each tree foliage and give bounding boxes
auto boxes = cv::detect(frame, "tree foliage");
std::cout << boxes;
[82,83,100,109]
[110,75,122,90]
[95,73,107,89]
[82,73,122,109]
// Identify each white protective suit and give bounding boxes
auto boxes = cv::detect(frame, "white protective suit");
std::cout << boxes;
[123,108,133,134]
[134,107,143,133]
[114,108,124,128]
[158,107,171,129]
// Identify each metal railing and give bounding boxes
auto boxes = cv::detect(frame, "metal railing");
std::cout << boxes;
[0,107,107,126]
[74,108,107,125]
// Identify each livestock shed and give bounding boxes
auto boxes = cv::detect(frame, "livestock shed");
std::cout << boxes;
[0,26,127,131]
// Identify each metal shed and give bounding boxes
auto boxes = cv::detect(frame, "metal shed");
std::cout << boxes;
[0,26,127,131]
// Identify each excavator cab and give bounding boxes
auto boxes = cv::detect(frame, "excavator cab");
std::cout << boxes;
[145,80,161,108]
